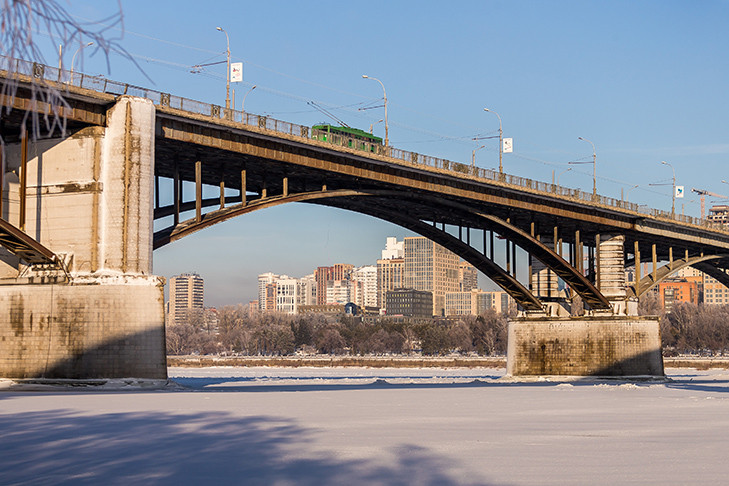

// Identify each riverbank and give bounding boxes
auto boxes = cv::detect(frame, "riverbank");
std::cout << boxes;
[167,355,729,369]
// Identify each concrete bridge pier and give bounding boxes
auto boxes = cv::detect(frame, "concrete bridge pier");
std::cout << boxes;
[0,96,167,379]
[508,234,664,378]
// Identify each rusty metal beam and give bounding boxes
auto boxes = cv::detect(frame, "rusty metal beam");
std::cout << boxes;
[19,128,28,231]
[0,144,4,219]
[195,160,202,223]
[174,164,181,225]
[241,168,247,205]
[0,218,57,265]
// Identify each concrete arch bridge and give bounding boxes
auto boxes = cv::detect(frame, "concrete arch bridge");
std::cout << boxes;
[2,57,728,379]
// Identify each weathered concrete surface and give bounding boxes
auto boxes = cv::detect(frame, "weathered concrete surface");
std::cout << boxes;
[0,96,165,379]
[506,317,664,377]
[0,276,166,379]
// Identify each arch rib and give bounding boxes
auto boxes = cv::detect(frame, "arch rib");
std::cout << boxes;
[632,255,728,297]
[153,189,365,249]
[337,205,544,311]
[692,259,729,289]
[470,212,611,310]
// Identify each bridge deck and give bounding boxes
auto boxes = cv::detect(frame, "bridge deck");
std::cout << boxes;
[3,55,729,265]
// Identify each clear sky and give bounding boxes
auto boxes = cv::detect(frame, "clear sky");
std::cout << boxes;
[30,0,729,306]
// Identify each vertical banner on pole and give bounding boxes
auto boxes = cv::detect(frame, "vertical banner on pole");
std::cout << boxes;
[230,62,243,83]
[502,137,513,153]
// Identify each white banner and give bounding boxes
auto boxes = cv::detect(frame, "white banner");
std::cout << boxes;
[675,185,685,198]
[231,62,243,82]
[502,137,513,153]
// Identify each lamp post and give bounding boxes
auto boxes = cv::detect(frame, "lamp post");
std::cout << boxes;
[362,75,388,147]
[578,136,597,196]
[370,118,383,134]
[662,160,676,217]
[242,85,256,113]
[70,41,93,82]
[483,108,503,174]
[626,184,639,202]
[556,167,572,185]
[216,26,231,110]
[471,145,486,167]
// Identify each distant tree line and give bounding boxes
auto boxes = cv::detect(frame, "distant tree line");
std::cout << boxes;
[640,292,729,356]
[166,295,729,357]
[166,305,510,357]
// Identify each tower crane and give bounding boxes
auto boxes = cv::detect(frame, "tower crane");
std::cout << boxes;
[691,188,728,219]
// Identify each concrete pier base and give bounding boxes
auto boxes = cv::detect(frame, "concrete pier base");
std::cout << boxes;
[0,276,167,379]
[506,317,664,377]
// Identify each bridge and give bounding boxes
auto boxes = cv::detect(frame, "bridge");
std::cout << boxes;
[2,56,728,379]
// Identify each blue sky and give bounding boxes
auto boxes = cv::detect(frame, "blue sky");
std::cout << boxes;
[32,1,729,306]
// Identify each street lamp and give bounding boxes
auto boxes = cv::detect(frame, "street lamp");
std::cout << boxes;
[578,136,597,196]
[556,167,572,185]
[242,85,256,113]
[370,118,383,134]
[70,41,93,82]
[662,160,676,217]
[216,26,231,110]
[362,75,388,147]
[626,184,639,201]
[483,108,503,174]
[471,145,486,167]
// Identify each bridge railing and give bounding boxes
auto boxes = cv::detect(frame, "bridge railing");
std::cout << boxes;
[3,55,727,233]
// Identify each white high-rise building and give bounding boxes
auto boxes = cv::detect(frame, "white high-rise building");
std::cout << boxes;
[352,265,378,308]
[297,274,317,308]
[276,277,299,314]
[258,272,279,311]
[258,272,320,314]
[381,237,404,260]
[326,279,361,305]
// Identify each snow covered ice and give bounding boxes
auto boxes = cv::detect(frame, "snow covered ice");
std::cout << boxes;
[1,366,728,485]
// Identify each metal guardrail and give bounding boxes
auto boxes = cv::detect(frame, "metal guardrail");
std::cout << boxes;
[2,55,726,233]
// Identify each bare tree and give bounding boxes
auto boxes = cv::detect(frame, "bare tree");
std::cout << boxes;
[0,0,138,142]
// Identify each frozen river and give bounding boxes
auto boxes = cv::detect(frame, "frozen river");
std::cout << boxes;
[1,366,728,485]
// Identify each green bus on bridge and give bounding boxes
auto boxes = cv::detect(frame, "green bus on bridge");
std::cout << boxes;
[311,124,382,152]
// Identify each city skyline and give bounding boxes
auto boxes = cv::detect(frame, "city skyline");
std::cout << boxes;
[249,236,484,316]
[31,1,729,306]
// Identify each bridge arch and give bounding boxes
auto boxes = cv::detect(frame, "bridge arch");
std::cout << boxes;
[154,186,619,311]
[630,255,729,298]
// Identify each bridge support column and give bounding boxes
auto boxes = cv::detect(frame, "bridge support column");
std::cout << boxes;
[508,234,663,378]
[0,96,167,380]
[530,237,570,317]
[594,234,637,316]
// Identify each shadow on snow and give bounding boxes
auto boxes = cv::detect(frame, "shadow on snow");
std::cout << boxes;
[0,408,505,486]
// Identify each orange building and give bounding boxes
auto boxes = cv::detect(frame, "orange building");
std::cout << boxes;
[657,280,699,311]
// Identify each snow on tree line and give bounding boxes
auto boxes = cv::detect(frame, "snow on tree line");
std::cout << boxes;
[166,307,511,357]
[168,292,729,357]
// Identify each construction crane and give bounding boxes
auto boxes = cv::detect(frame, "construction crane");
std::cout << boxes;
[691,188,728,219]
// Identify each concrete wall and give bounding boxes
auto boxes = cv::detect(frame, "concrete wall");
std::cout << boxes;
[0,96,166,379]
[507,318,664,377]
[1,96,155,277]
[0,277,166,379]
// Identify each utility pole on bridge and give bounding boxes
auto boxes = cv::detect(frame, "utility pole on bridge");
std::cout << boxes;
[216,26,231,110]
